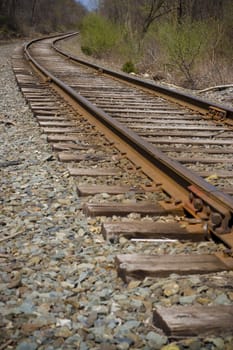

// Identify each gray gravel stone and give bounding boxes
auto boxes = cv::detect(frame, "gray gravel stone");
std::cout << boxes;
[146,331,167,348]
[16,342,38,350]
[0,40,232,350]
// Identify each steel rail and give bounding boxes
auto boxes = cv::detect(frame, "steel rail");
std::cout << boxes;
[52,33,233,120]
[24,33,233,242]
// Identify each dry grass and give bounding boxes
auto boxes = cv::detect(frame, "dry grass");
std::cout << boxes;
[60,36,233,90]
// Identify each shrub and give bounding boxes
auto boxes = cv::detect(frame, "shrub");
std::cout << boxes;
[81,45,93,56]
[81,13,120,58]
[158,20,209,87]
[122,61,137,73]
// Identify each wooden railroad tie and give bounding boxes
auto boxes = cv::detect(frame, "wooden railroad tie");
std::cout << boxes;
[38,121,77,127]
[47,135,88,143]
[52,143,91,151]
[77,185,144,196]
[101,221,206,243]
[42,127,81,134]
[68,167,119,177]
[36,116,68,121]
[153,305,233,337]
[58,152,107,162]
[115,253,233,282]
[82,202,183,217]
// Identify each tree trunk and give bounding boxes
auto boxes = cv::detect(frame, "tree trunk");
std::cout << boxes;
[31,0,37,25]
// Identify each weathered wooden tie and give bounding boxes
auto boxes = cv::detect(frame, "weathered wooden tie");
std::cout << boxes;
[101,221,206,242]
[77,185,143,196]
[30,102,58,107]
[58,152,106,162]
[38,121,77,127]
[52,143,91,151]
[32,107,60,112]
[150,138,233,145]
[43,127,81,134]
[47,135,85,142]
[153,305,233,336]
[115,253,233,282]
[36,116,68,121]
[176,157,233,164]
[68,167,119,177]
[161,146,233,154]
[82,202,183,217]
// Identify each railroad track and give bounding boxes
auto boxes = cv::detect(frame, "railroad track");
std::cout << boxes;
[12,33,233,338]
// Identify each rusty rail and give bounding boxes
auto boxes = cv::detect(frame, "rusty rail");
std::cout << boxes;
[52,33,233,120]
[24,33,233,245]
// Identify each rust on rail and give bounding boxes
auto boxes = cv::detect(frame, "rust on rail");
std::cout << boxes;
[23,33,233,248]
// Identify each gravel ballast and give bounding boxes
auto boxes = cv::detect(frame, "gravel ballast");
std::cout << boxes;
[0,41,233,350]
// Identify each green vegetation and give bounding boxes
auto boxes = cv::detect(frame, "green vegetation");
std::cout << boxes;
[1,0,232,88]
[79,0,233,88]
[81,14,120,58]
[157,20,208,87]
[122,60,137,74]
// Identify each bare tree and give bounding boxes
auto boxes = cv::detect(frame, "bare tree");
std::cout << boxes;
[0,0,87,35]
[100,0,175,39]
[140,0,173,36]
[176,0,224,22]
[30,0,37,25]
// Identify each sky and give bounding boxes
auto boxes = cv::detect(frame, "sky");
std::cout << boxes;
[77,0,97,10]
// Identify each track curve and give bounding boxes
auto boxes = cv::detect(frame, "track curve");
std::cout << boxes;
[27,35,233,195]
[23,33,233,240]
[10,31,233,341]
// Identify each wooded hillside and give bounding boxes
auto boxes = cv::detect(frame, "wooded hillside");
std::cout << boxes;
[0,0,87,37]
[80,0,233,88]
[1,0,232,88]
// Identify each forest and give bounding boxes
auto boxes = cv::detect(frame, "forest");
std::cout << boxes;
[80,0,233,88]
[0,0,232,88]
[0,0,87,35]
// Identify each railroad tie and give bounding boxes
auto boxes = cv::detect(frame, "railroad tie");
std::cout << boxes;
[101,221,206,243]
[82,202,183,217]
[153,305,233,336]
[115,252,233,282]
[68,167,120,177]
[76,185,144,196]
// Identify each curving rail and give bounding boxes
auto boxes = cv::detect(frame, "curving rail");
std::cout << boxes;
[23,33,233,247]
[10,31,233,339]
[53,33,233,120]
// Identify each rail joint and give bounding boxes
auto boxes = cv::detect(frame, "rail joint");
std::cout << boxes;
[187,185,232,235]
[208,106,227,120]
